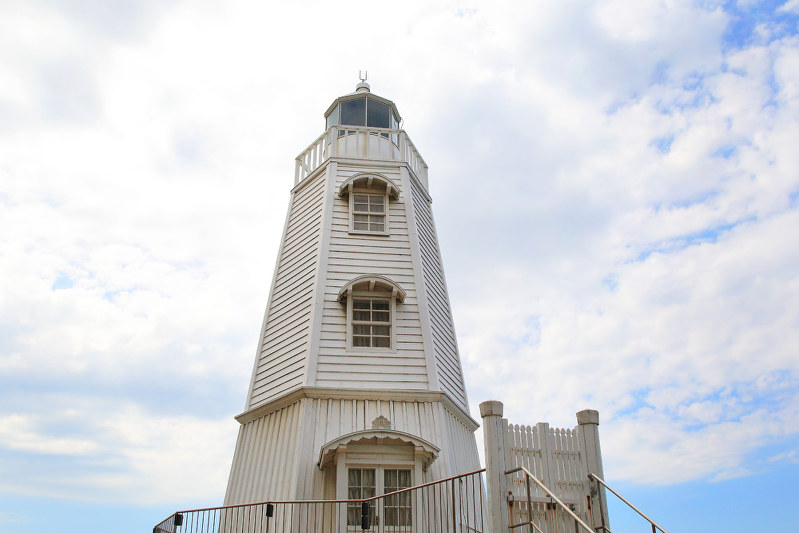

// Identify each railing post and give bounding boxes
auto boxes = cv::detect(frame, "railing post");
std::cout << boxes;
[577,409,609,532]
[481,400,510,533]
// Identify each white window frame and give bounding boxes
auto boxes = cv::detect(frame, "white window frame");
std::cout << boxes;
[349,189,390,236]
[345,465,414,529]
[346,289,396,352]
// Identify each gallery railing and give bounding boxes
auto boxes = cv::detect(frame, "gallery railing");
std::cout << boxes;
[153,469,485,533]
[295,126,429,188]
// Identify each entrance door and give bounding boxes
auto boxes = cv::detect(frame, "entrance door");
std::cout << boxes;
[347,467,412,530]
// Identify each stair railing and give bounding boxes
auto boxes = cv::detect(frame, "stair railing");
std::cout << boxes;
[587,473,669,533]
[505,466,594,533]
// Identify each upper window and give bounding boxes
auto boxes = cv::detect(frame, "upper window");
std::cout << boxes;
[338,275,406,352]
[339,174,400,236]
[352,193,386,233]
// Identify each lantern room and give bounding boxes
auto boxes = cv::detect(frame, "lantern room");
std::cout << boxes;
[324,82,401,130]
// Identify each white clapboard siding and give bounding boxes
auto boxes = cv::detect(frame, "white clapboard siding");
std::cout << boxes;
[409,178,468,409]
[248,172,327,410]
[313,166,430,389]
[229,87,480,508]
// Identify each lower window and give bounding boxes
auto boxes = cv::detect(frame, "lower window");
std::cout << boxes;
[347,467,412,528]
[352,297,391,348]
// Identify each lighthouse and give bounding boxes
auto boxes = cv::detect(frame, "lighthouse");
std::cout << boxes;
[223,80,481,511]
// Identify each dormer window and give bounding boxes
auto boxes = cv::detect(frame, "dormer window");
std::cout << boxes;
[339,173,400,236]
[338,276,406,352]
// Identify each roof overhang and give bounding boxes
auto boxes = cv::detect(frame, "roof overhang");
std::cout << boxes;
[337,275,406,303]
[318,429,440,470]
[338,173,400,200]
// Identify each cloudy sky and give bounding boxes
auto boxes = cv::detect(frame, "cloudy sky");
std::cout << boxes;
[1,0,798,531]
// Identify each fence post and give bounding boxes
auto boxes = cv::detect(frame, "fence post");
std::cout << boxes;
[481,400,509,533]
[577,409,609,531]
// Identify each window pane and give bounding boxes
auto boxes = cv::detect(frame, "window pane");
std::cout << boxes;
[325,105,339,129]
[353,325,371,335]
[340,97,366,126]
[372,312,389,323]
[369,196,384,210]
[354,222,368,231]
[353,300,370,309]
[370,223,385,232]
[373,325,390,336]
[354,336,369,347]
[374,336,390,348]
[366,99,390,128]
[354,194,368,203]
[373,300,389,310]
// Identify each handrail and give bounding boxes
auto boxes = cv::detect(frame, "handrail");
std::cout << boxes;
[171,467,486,514]
[154,468,486,532]
[505,466,594,533]
[294,125,429,187]
[588,473,670,533]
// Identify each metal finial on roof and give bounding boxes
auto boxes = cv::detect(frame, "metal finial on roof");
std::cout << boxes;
[356,70,370,93]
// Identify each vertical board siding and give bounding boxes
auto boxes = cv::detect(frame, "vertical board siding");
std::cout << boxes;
[249,173,326,409]
[410,179,468,409]
[224,401,303,504]
[227,398,477,504]
[314,165,430,390]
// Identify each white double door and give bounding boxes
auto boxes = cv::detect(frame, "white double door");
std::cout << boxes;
[348,467,412,530]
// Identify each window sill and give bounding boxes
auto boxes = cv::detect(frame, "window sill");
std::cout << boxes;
[348,230,390,237]
[345,346,397,355]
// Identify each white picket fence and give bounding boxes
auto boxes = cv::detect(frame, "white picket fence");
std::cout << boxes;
[503,422,591,531]
[481,402,608,533]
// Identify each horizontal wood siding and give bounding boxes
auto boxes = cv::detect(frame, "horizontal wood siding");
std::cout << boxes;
[314,165,430,390]
[249,173,326,409]
[410,179,468,409]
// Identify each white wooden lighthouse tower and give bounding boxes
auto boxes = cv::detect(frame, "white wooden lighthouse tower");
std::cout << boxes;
[224,81,481,509]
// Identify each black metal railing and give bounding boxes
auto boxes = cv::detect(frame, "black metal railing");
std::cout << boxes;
[154,469,485,533]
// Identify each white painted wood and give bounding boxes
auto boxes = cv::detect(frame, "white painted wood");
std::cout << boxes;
[480,400,509,533]
[483,406,607,532]
[226,86,479,508]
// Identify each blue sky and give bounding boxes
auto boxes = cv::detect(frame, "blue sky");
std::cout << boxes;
[1,1,798,532]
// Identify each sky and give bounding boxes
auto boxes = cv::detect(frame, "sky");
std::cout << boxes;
[1,0,798,531]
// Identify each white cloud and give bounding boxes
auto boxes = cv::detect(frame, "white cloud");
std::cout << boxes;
[0,0,798,518]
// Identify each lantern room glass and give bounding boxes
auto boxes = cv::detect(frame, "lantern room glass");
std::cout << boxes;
[326,96,398,130]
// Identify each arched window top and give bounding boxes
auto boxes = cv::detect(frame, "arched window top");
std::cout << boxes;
[318,429,440,469]
[338,173,400,200]
[337,275,406,303]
